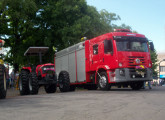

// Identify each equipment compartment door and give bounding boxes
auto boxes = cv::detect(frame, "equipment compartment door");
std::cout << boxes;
[76,48,86,82]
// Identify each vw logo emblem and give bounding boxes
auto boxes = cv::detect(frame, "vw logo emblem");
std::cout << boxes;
[135,58,140,64]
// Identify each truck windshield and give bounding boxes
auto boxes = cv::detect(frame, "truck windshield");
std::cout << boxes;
[116,38,148,52]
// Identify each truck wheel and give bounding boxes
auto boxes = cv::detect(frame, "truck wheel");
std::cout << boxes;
[130,82,143,90]
[98,71,111,91]
[44,84,57,93]
[58,71,70,92]
[29,72,39,95]
[0,66,7,99]
[19,70,30,95]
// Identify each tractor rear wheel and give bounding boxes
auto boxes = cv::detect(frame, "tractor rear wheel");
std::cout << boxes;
[0,65,7,99]
[29,72,39,95]
[58,71,70,92]
[19,70,30,95]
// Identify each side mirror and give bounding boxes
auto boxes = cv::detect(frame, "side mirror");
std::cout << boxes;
[149,42,154,51]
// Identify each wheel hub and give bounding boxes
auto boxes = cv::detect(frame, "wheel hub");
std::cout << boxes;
[99,75,107,88]
[29,78,32,91]
[4,74,6,90]
[59,83,63,88]
[19,79,22,91]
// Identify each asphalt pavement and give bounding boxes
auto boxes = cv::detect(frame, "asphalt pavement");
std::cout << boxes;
[0,86,165,120]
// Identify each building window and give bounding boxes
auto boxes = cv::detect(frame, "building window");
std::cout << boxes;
[160,66,165,72]
[93,44,98,55]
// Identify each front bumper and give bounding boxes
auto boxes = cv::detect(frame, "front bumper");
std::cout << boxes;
[109,68,153,83]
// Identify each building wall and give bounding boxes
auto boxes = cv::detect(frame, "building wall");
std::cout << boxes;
[157,52,165,84]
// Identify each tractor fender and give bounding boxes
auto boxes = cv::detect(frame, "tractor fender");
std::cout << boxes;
[22,67,31,73]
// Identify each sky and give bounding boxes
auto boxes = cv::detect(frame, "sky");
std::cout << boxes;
[86,0,165,53]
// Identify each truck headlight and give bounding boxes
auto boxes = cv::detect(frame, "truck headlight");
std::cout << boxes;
[119,63,123,67]
[119,69,125,76]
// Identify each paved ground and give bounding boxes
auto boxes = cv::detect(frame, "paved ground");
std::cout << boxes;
[0,86,165,120]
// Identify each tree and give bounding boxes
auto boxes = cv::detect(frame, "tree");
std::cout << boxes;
[0,0,38,71]
[34,1,122,51]
[0,0,127,71]
[112,23,131,30]
[150,49,158,78]
[99,9,120,32]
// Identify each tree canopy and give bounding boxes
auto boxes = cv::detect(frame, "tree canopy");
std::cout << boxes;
[150,49,158,78]
[0,0,157,73]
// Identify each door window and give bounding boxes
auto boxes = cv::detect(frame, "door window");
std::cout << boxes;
[104,40,113,54]
[93,44,98,55]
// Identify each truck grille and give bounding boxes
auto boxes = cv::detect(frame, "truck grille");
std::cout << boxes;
[129,68,147,78]
[128,56,145,67]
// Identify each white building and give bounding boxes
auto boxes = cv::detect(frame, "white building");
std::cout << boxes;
[157,52,165,85]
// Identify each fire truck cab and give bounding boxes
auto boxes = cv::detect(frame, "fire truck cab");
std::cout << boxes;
[55,29,153,91]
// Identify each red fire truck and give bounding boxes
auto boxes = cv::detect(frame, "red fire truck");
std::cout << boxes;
[55,29,153,91]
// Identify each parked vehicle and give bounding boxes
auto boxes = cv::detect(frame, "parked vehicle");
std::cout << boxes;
[55,29,153,91]
[0,39,7,99]
[19,47,57,95]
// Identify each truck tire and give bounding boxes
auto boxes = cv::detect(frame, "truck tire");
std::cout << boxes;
[58,71,70,92]
[19,70,30,95]
[0,65,6,99]
[29,72,39,95]
[130,81,143,90]
[98,71,111,91]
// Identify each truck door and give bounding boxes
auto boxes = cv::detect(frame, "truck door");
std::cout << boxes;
[90,43,101,70]
[103,39,116,69]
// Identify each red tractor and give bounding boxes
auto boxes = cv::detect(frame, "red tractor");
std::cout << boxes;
[19,47,57,95]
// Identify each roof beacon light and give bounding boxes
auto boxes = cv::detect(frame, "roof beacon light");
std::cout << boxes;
[114,29,131,33]
[81,37,87,41]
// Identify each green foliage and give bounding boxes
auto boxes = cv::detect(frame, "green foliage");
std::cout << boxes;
[150,49,158,77]
[100,9,120,32]
[0,0,38,70]
[0,0,135,71]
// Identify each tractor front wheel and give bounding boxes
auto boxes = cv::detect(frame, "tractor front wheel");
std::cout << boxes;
[19,70,30,95]
[44,84,57,93]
